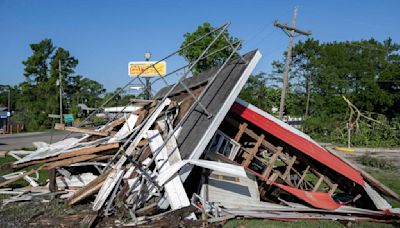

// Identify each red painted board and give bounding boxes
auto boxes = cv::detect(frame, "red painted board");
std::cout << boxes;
[275,183,342,210]
[231,101,364,186]
[244,165,342,210]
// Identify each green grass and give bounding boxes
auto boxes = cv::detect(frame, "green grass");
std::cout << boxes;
[358,155,397,171]
[0,155,49,189]
[364,167,400,208]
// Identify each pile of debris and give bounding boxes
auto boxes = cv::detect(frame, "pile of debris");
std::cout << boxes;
[1,24,399,227]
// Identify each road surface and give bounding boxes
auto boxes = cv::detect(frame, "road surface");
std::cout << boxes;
[0,131,81,151]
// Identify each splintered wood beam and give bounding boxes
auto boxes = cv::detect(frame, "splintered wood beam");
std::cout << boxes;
[0,154,106,188]
[12,143,119,168]
[261,147,282,179]
[242,134,264,167]
[296,165,310,188]
[100,116,130,133]
[55,124,109,137]
[282,155,297,180]
[234,122,248,142]
[312,174,324,192]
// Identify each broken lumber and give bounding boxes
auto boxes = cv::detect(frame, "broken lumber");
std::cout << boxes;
[12,143,119,168]
[55,123,109,137]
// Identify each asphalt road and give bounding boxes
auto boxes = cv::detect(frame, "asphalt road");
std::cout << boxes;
[0,131,82,151]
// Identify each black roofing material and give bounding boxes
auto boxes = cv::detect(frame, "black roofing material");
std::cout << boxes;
[156,50,259,159]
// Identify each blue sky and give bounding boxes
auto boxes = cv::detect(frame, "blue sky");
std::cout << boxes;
[0,0,399,92]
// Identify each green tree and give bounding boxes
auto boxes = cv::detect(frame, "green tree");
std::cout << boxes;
[22,39,55,82]
[102,87,136,108]
[239,72,280,114]
[17,38,100,130]
[69,76,106,116]
[179,22,241,74]
[270,38,400,146]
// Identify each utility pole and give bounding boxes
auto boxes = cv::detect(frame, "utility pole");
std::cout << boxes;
[7,87,10,133]
[59,60,63,124]
[144,51,151,100]
[274,7,311,120]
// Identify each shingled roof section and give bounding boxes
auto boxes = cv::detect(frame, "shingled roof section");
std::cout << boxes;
[155,50,261,160]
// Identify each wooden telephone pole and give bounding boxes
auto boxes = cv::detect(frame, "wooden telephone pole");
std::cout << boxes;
[274,7,311,120]
[59,60,63,124]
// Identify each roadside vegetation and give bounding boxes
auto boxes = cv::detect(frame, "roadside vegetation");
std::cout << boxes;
[239,38,400,148]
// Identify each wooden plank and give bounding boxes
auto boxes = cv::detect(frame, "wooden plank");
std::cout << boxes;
[12,143,119,168]
[100,115,130,133]
[92,98,171,211]
[55,124,109,137]
[225,116,278,153]
[48,169,57,192]
[115,98,171,169]
[312,174,324,192]
[65,126,109,136]
[310,168,336,190]
[242,134,264,167]
[80,213,98,228]
[234,122,248,142]
[261,147,282,179]
[5,155,103,184]
[147,130,191,210]
[0,167,43,188]
[282,155,297,180]
[268,172,280,182]
[209,174,239,182]
[296,165,310,188]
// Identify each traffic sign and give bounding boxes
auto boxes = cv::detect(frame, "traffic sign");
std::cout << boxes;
[63,114,74,123]
[48,114,61,118]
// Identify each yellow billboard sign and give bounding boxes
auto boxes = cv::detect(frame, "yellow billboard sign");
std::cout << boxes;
[128,61,167,77]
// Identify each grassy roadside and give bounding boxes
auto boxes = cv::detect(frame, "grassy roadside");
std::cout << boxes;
[0,149,48,190]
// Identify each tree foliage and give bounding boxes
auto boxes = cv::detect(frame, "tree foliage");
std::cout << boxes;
[12,39,106,130]
[179,22,241,74]
[264,38,400,146]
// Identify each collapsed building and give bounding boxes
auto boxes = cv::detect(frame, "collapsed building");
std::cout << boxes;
[1,23,399,227]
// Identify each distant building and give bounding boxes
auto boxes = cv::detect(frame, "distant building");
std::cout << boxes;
[0,106,10,129]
